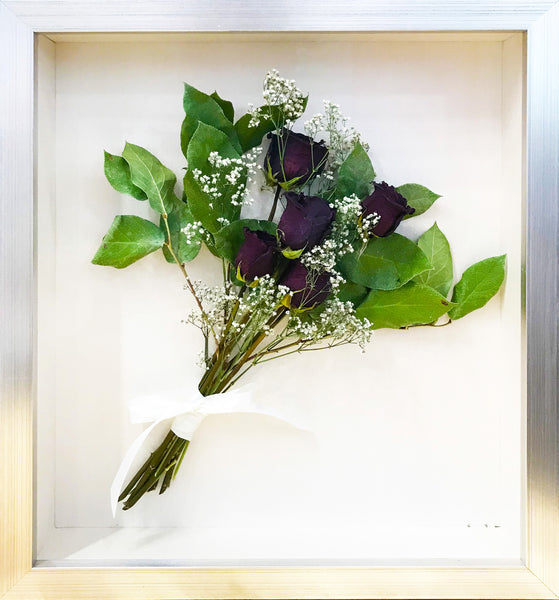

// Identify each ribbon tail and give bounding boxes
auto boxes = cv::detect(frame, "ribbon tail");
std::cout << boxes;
[110,417,168,517]
[247,407,312,432]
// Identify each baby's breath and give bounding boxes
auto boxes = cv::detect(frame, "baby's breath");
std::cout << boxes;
[181,220,205,244]
[248,69,306,128]
[304,100,367,186]
[359,211,381,241]
[287,298,373,351]
[191,147,262,212]
[301,195,363,272]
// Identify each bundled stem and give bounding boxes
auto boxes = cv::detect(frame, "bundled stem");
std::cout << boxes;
[118,295,286,510]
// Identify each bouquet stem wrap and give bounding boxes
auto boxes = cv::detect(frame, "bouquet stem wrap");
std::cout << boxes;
[111,385,309,514]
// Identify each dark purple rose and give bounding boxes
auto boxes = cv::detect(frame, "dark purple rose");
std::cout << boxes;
[234,228,277,281]
[280,260,331,309]
[362,181,415,237]
[266,130,328,186]
[278,192,336,251]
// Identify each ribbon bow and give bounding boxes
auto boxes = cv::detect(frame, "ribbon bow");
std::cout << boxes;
[110,385,310,515]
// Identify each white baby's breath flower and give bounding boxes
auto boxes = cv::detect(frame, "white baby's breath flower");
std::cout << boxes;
[249,70,307,128]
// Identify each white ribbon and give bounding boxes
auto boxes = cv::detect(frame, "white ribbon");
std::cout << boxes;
[110,384,310,515]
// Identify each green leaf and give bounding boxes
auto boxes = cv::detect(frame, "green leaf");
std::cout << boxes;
[165,195,192,231]
[184,170,243,235]
[356,282,454,329]
[415,222,453,296]
[160,198,202,264]
[162,231,201,264]
[183,122,245,233]
[337,281,369,308]
[121,143,177,215]
[338,233,432,291]
[282,247,304,260]
[234,105,282,154]
[333,142,375,200]
[210,91,234,122]
[181,82,241,158]
[103,151,147,200]
[234,99,308,153]
[187,121,241,173]
[183,170,218,233]
[397,183,441,219]
[92,215,165,269]
[448,255,506,320]
[213,219,277,263]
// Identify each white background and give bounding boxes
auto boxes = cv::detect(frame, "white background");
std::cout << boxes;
[36,33,524,564]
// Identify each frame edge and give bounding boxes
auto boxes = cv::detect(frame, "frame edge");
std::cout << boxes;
[2,0,558,32]
[0,1,35,597]
[2,567,557,600]
[526,2,559,596]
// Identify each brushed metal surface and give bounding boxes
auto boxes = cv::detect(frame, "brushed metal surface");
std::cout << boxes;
[2,0,558,31]
[526,2,559,594]
[0,2,34,596]
[0,0,558,597]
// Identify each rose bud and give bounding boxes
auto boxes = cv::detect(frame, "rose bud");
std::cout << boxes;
[278,192,336,252]
[362,181,415,237]
[279,260,332,309]
[234,228,277,281]
[266,130,328,187]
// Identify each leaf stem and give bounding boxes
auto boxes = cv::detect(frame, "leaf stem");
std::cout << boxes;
[161,213,219,347]
[401,318,453,329]
[267,184,282,221]
[249,338,307,362]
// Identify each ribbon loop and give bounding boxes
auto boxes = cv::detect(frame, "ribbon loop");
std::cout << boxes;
[110,384,310,516]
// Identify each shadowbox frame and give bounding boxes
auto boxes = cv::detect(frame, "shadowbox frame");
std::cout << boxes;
[1,1,558,598]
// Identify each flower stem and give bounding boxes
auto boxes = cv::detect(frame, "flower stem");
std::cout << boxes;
[161,213,219,347]
[267,184,282,221]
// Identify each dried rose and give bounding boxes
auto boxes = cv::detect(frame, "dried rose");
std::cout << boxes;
[280,260,331,309]
[234,228,277,281]
[266,129,328,187]
[362,181,415,237]
[278,192,336,251]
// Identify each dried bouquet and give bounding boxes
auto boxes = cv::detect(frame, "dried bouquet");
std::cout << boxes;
[93,71,506,510]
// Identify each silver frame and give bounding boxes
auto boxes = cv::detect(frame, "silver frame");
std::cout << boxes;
[1,1,558,598]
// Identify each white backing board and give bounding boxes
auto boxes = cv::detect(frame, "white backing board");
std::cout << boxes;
[35,33,524,565]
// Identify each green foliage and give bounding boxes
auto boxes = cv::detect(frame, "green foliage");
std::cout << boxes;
[121,143,177,215]
[163,231,201,264]
[337,281,369,308]
[181,82,241,158]
[92,215,165,269]
[449,255,506,320]
[333,142,375,200]
[183,171,216,233]
[161,197,201,264]
[281,247,304,260]
[414,223,453,296]
[95,80,504,341]
[103,151,147,200]
[210,91,234,122]
[356,282,454,329]
[234,106,281,154]
[183,122,245,234]
[338,234,432,291]
[397,183,441,218]
[213,219,277,263]
[187,122,240,172]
